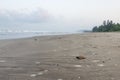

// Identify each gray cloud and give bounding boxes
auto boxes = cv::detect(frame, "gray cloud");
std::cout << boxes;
[0,9,51,24]
[0,8,90,32]
[0,9,70,31]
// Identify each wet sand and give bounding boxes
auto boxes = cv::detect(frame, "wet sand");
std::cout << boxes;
[0,32,120,80]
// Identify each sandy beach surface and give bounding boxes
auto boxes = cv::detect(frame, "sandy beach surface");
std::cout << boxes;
[0,32,120,80]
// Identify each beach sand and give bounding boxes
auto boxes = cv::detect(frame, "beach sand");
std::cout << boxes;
[0,32,120,80]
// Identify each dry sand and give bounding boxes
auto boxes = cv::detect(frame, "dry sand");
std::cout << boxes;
[0,32,120,80]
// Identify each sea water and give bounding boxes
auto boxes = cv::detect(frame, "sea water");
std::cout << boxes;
[0,31,82,40]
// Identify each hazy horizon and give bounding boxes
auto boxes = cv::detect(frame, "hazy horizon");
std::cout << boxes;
[0,0,120,32]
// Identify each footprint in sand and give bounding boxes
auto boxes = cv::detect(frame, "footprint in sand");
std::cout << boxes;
[44,70,48,72]
[97,64,104,67]
[37,72,43,76]
[92,60,100,63]
[86,65,90,68]
[78,76,81,79]
[0,60,6,63]
[53,49,57,52]
[35,61,41,65]
[30,74,37,77]
[37,70,48,76]
[57,79,63,80]
[74,65,82,68]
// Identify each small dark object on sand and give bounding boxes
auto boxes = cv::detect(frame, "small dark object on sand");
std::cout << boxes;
[102,61,105,63]
[93,46,97,48]
[58,37,62,39]
[34,38,37,41]
[118,46,120,48]
[76,56,86,60]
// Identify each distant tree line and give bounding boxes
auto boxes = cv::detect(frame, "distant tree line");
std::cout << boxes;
[92,20,120,32]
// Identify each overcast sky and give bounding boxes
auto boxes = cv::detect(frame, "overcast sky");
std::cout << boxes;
[0,0,120,32]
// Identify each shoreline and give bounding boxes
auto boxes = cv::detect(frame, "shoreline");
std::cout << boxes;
[1,31,120,41]
[0,32,83,41]
[0,32,83,40]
